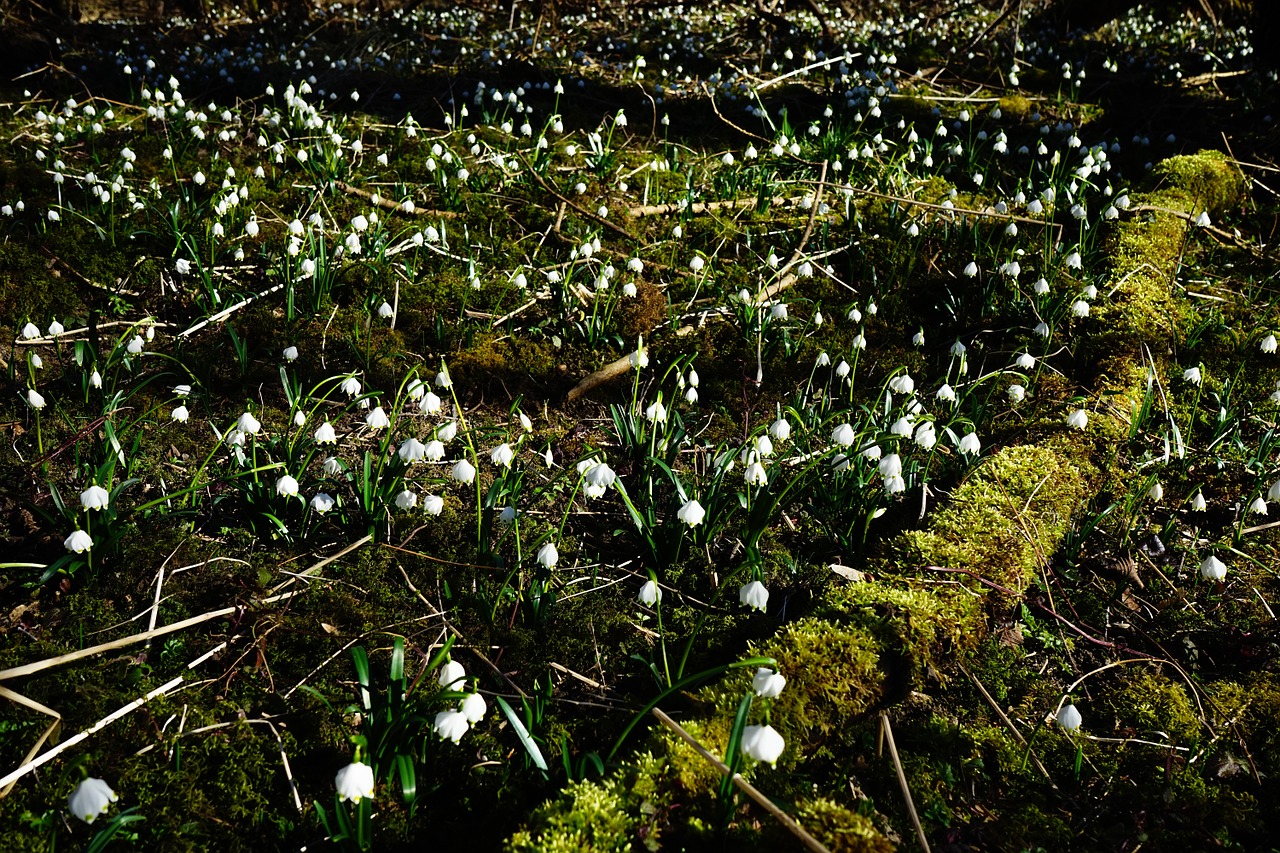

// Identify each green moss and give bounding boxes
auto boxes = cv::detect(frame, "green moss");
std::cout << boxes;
[1151,150,1247,216]
[1102,667,1201,744]
[794,798,894,853]
[505,776,639,852]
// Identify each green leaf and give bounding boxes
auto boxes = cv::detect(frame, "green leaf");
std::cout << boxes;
[495,695,548,772]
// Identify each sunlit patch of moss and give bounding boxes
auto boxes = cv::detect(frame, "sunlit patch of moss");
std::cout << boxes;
[505,776,639,852]
[1151,150,1247,217]
[794,797,894,853]
[1102,667,1202,744]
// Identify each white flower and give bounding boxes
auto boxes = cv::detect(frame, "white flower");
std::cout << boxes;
[451,458,476,483]
[1250,496,1268,515]
[1182,365,1203,386]
[645,400,667,423]
[67,778,118,823]
[435,366,453,389]
[862,444,883,462]
[755,435,774,457]
[769,418,791,442]
[1065,251,1082,269]
[770,303,788,321]
[323,457,343,477]
[744,461,768,486]
[816,352,831,367]
[127,335,144,354]
[377,301,393,318]
[424,494,444,516]
[752,667,786,699]
[365,407,390,429]
[77,485,109,511]
[90,369,102,388]
[294,410,307,428]
[1148,480,1164,502]
[64,529,93,553]
[399,437,427,463]
[740,724,785,766]
[1056,704,1082,733]
[435,709,470,743]
[499,505,516,524]
[1016,353,1036,370]
[1194,211,1211,227]
[936,384,957,404]
[311,492,335,513]
[638,579,662,606]
[630,345,649,369]
[437,421,458,442]
[835,359,852,378]
[584,462,617,496]
[958,433,981,456]
[914,421,937,450]
[537,541,559,569]
[171,404,189,422]
[461,693,488,723]
[237,411,262,435]
[439,659,467,688]
[315,421,337,444]
[950,340,967,357]
[410,390,440,416]
[1200,554,1227,581]
[831,423,855,446]
[1008,385,1026,403]
[490,443,514,467]
[884,474,907,495]
[27,388,46,409]
[1034,322,1051,338]
[913,330,925,347]
[276,474,299,497]
[424,440,445,462]
[1191,492,1207,512]
[890,417,914,438]
[964,261,979,277]
[739,580,769,612]
[878,453,902,479]
[1067,409,1089,430]
[689,256,705,273]
[888,374,915,395]
[395,490,418,510]
[1262,335,1279,354]
[677,499,706,527]
[22,322,40,339]
[335,762,375,803]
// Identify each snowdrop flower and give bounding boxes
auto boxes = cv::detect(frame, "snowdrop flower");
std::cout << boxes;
[744,461,768,487]
[638,579,662,606]
[752,667,786,699]
[461,693,488,724]
[1183,366,1202,386]
[311,492,335,514]
[435,709,470,743]
[399,437,427,463]
[451,458,476,484]
[1200,554,1227,581]
[1056,704,1082,733]
[831,423,855,446]
[537,541,559,569]
[237,411,262,435]
[365,407,390,430]
[958,433,981,456]
[438,659,466,689]
[395,490,417,510]
[1262,335,1278,354]
[1067,409,1089,430]
[741,724,785,766]
[739,580,769,612]
[1191,492,1207,512]
[68,778,118,823]
[677,499,706,527]
[276,474,299,497]
[490,443,514,467]
[171,404,189,422]
[1008,384,1026,403]
[64,529,93,553]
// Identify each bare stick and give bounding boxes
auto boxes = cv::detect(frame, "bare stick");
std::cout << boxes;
[651,707,831,853]
[566,352,635,402]
[880,712,931,853]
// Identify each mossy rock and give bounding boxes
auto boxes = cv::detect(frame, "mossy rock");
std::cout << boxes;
[795,798,894,853]
[1151,150,1247,216]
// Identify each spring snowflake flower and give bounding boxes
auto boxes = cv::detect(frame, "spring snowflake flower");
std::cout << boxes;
[890,417,914,438]
[283,346,299,361]
[314,421,337,444]
[1016,353,1036,370]
[67,778,118,823]
[888,374,915,395]
[423,494,444,516]
[324,457,343,477]
[276,475,299,497]
[1066,409,1089,430]
[377,301,393,318]
[1072,300,1090,318]
[583,462,616,497]
[964,261,979,277]
[127,335,145,354]
[914,422,937,450]
[364,407,389,430]
[451,458,476,484]
[1191,492,1207,512]
[835,360,852,379]
[435,709,470,743]
[1008,384,1026,403]
[638,579,662,606]
[831,423,855,447]
[958,433,981,456]
[770,418,791,442]
[461,693,488,724]
[752,667,787,699]
[340,376,362,397]
[630,344,649,369]
[424,440,445,462]
[395,490,417,511]
[913,330,925,346]
[171,404,189,422]
[743,461,768,487]
[936,384,957,404]
[677,499,706,527]
[1056,704,1082,733]
[335,762,375,803]
[739,580,769,612]
[237,411,261,435]
[311,493,335,514]
[439,659,466,688]
[1200,554,1227,581]
[741,724,785,766]
[1148,481,1163,501]
[537,542,559,569]
[645,400,668,423]
[22,322,41,339]
[1194,211,1211,227]
[64,529,93,553]
[1183,366,1202,386]
[1249,496,1268,515]
[490,443,514,467]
